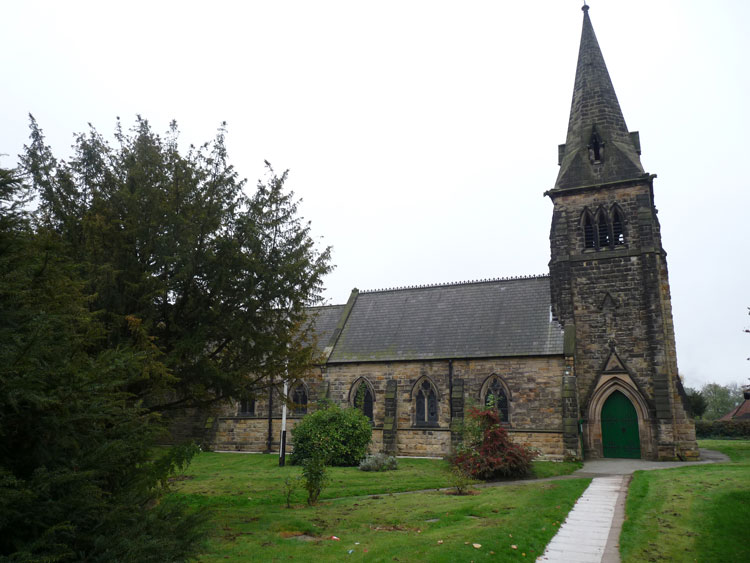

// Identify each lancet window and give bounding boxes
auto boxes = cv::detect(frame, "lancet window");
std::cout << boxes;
[352,379,375,423]
[415,379,438,426]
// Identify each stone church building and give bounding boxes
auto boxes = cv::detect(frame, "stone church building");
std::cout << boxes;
[208,6,698,461]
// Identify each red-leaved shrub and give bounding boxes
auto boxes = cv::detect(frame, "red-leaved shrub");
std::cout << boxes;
[451,407,536,480]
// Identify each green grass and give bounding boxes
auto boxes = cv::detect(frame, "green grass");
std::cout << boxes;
[169,453,585,561]
[620,439,750,563]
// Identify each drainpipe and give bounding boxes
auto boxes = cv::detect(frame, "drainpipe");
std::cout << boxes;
[448,360,454,420]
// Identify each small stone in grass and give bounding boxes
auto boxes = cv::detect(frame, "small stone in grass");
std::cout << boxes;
[473,544,481,549]
[511,545,518,550]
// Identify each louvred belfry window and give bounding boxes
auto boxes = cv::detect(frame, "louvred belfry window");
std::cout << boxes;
[583,212,596,248]
[612,208,625,245]
[597,209,611,247]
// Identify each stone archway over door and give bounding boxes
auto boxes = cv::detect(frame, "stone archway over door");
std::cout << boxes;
[601,391,641,458]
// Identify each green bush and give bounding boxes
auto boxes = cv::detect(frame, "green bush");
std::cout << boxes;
[695,419,750,438]
[301,453,328,505]
[291,403,372,466]
[359,453,398,472]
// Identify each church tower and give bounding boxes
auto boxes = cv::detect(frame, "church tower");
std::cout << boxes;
[547,6,698,460]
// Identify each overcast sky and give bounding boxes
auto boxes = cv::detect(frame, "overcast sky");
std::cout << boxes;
[2,1,749,389]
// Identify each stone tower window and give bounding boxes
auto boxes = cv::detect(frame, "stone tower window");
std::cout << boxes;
[351,379,374,423]
[597,209,611,247]
[290,383,308,415]
[583,211,596,249]
[415,379,438,426]
[612,207,625,245]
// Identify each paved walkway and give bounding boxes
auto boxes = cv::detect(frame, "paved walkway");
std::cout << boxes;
[537,449,728,563]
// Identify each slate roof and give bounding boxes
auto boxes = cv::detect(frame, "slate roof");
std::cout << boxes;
[554,6,645,191]
[305,304,346,354]
[324,276,563,363]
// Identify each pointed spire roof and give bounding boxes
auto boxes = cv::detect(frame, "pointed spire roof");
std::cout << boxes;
[554,5,645,191]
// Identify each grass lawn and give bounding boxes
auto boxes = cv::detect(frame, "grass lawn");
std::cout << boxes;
[170,453,585,561]
[620,439,750,563]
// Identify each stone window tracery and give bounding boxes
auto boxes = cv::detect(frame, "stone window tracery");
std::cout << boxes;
[414,379,438,426]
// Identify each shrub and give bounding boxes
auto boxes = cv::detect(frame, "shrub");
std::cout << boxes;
[695,419,750,438]
[291,403,372,466]
[448,465,477,495]
[359,453,398,472]
[451,407,536,480]
[282,473,301,508]
[301,453,328,505]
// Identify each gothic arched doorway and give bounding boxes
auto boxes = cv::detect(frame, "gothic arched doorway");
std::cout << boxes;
[601,390,641,458]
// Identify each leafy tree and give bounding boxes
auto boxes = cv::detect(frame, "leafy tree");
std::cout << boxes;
[290,403,372,466]
[684,387,708,419]
[0,168,207,561]
[19,116,332,411]
[701,382,744,420]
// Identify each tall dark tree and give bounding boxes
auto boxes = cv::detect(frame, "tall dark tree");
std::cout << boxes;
[0,167,206,561]
[684,387,708,419]
[20,116,332,411]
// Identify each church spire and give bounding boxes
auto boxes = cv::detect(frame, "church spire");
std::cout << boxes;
[554,5,645,191]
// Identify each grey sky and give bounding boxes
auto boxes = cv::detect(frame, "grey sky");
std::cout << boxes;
[2,1,749,389]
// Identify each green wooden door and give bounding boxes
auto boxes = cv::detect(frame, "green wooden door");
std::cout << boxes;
[601,391,641,458]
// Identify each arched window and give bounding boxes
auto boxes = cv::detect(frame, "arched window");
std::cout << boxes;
[415,379,438,426]
[352,379,374,423]
[290,384,308,415]
[612,207,625,246]
[483,376,509,423]
[238,397,255,416]
[596,209,611,248]
[582,211,596,249]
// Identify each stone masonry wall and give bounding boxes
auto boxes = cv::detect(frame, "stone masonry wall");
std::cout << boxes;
[549,179,697,460]
[209,355,568,459]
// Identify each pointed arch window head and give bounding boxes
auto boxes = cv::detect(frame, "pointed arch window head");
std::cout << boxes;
[484,376,509,423]
[352,380,374,423]
[415,380,438,426]
[612,207,625,246]
[290,384,308,415]
[596,209,611,248]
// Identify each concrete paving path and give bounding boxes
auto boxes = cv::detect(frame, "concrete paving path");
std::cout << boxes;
[536,449,728,563]
[537,475,628,563]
